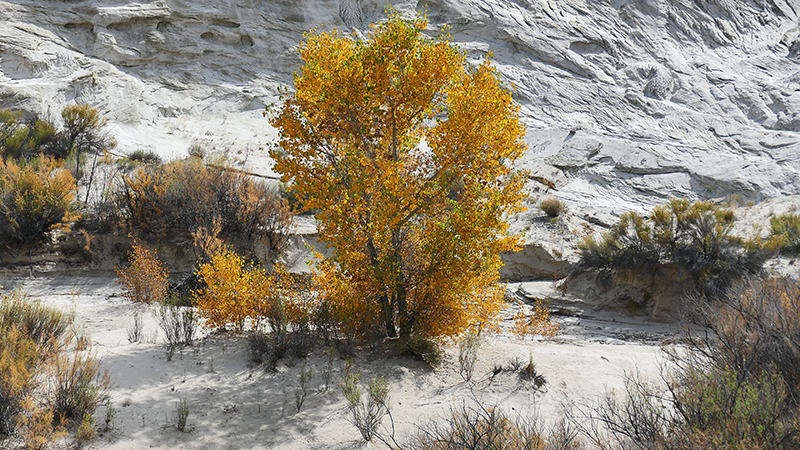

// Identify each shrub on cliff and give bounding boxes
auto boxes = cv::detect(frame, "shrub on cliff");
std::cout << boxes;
[0,110,58,161]
[767,213,800,255]
[578,199,765,295]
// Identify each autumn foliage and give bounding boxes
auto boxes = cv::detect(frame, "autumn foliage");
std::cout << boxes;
[270,11,528,341]
[0,157,79,246]
[193,250,301,333]
[115,239,169,304]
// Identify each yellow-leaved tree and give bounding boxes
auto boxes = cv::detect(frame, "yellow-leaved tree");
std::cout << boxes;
[270,11,528,341]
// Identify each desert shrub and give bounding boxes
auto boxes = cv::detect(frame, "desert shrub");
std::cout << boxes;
[175,398,190,432]
[187,142,205,159]
[410,404,548,450]
[74,413,95,448]
[50,339,111,424]
[518,357,547,391]
[767,213,800,254]
[126,312,143,343]
[685,277,800,404]
[127,150,161,165]
[512,298,559,340]
[56,104,116,174]
[155,303,196,348]
[590,278,800,450]
[593,365,797,450]
[0,292,72,436]
[113,157,293,259]
[0,326,43,436]
[399,335,443,368]
[341,373,390,442]
[458,332,481,382]
[0,157,80,245]
[0,291,100,447]
[540,196,564,217]
[115,238,169,304]
[15,395,65,450]
[0,291,72,347]
[295,365,313,412]
[579,199,765,295]
[0,110,58,161]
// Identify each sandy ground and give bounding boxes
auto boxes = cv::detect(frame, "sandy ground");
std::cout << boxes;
[0,271,677,449]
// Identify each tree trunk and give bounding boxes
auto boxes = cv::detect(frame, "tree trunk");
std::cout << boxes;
[382,293,397,338]
[397,285,411,341]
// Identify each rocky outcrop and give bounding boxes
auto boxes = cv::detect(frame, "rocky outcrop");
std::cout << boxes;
[2,0,800,277]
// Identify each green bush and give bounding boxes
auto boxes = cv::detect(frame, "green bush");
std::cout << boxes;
[578,199,765,294]
[0,111,58,161]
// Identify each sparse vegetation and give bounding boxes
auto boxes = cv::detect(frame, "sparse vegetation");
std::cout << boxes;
[175,398,190,432]
[541,196,564,217]
[295,365,313,413]
[126,311,144,343]
[116,238,169,304]
[341,372,390,442]
[579,199,765,295]
[458,332,481,382]
[155,302,196,348]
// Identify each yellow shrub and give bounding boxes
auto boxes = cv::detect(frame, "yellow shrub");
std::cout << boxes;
[115,238,169,304]
[512,298,558,340]
[0,157,79,245]
[194,249,309,332]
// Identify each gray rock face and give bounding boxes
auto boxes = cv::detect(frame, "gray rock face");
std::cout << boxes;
[2,0,800,279]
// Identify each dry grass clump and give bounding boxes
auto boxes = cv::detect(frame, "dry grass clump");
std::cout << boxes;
[410,404,580,450]
[113,156,293,259]
[0,290,109,448]
[540,196,564,218]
